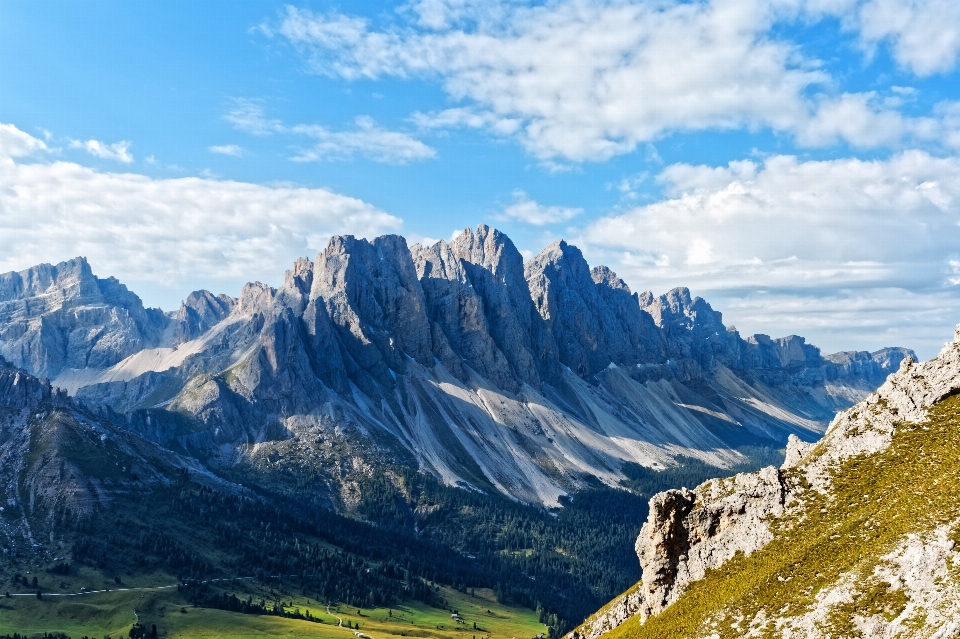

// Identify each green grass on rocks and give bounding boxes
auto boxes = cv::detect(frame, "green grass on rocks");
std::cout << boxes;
[604,393,960,639]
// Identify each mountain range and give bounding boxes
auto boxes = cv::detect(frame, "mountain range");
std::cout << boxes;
[0,225,912,507]
[0,225,923,637]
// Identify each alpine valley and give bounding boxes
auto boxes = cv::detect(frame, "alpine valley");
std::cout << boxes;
[0,226,915,638]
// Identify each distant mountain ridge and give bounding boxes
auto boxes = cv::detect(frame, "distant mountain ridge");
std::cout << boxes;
[0,225,913,506]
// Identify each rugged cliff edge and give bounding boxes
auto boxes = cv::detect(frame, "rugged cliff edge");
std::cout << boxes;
[572,326,960,639]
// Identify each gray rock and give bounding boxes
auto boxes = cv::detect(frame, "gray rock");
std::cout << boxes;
[451,224,550,387]
[412,239,516,391]
[0,257,168,377]
[173,289,236,344]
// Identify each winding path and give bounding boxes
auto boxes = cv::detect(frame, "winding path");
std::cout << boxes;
[327,604,344,627]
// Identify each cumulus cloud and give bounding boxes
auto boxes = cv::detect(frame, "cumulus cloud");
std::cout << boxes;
[0,123,48,157]
[856,0,960,76]
[584,151,960,286]
[69,138,133,163]
[797,92,912,148]
[209,144,245,157]
[274,0,946,162]
[291,116,437,164]
[0,124,402,307]
[577,150,960,356]
[498,190,582,226]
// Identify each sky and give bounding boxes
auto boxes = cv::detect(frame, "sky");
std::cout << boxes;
[3,0,960,359]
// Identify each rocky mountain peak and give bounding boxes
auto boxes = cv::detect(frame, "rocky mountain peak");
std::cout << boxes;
[525,240,593,321]
[0,228,917,509]
[311,234,434,386]
[236,281,275,316]
[0,255,93,299]
[745,333,821,368]
[0,257,168,378]
[590,265,631,292]
[450,224,526,283]
[449,225,547,388]
[174,289,236,343]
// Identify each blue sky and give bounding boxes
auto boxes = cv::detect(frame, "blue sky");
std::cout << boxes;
[3,0,960,358]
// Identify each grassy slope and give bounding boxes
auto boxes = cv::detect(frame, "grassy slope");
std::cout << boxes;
[0,582,545,639]
[603,393,960,639]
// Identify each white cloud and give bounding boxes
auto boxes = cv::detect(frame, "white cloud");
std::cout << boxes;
[0,123,48,157]
[225,98,283,135]
[498,189,582,226]
[275,1,946,162]
[856,0,960,76]
[209,144,246,157]
[935,101,960,151]
[69,138,134,163]
[578,150,960,357]
[225,99,435,164]
[0,124,402,307]
[291,115,437,164]
[798,92,909,148]
[412,108,522,136]
[405,0,515,30]
[584,151,960,285]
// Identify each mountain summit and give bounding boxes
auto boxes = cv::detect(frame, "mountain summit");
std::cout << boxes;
[0,226,912,506]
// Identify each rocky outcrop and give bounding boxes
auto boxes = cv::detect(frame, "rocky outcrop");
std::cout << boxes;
[573,466,789,638]
[572,324,960,639]
[637,466,787,618]
[571,583,646,639]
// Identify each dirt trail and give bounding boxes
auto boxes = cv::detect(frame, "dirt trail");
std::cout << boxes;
[327,604,344,626]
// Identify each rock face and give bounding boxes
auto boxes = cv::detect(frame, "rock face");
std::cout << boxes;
[635,466,787,618]
[0,227,914,506]
[0,357,223,564]
[571,324,960,639]
[0,257,169,378]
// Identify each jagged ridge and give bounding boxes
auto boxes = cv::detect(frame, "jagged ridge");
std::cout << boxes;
[0,226,912,506]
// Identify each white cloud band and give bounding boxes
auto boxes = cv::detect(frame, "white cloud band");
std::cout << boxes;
[0,124,402,306]
[578,150,960,356]
[274,0,960,162]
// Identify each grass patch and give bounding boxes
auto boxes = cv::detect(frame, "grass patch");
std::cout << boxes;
[603,393,960,639]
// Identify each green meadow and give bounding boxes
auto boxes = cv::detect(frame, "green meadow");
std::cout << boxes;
[0,578,546,639]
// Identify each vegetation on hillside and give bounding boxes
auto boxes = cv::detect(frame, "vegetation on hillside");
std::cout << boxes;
[602,394,960,638]
[0,582,545,639]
